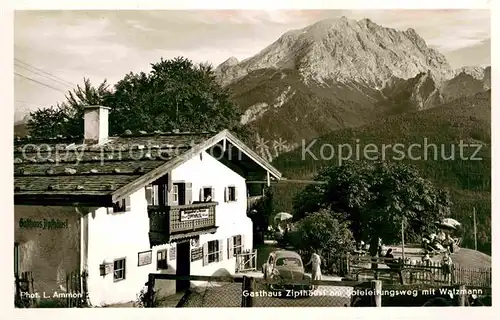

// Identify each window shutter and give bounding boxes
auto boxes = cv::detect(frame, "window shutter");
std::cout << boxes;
[185,183,193,204]
[145,186,152,205]
[167,174,173,192]
[224,187,228,202]
[241,234,246,252]
[234,187,238,201]
[125,196,131,211]
[218,239,224,262]
[167,187,174,205]
[211,188,215,202]
[153,185,159,205]
[202,242,209,266]
[227,238,234,259]
[199,188,203,202]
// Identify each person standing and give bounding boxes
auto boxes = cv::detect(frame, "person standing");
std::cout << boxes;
[445,234,454,254]
[306,251,322,290]
[442,251,453,285]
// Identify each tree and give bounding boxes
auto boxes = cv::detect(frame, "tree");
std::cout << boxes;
[108,57,243,135]
[248,187,274,244]
[26,57,248,140]
[292,161,452,253]
[27,78,111,139]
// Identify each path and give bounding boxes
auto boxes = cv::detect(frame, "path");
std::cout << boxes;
[182,271,351,307]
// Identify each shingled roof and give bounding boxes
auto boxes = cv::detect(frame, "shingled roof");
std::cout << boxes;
[14,130,282,206]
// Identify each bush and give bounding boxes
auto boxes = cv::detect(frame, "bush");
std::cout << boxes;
[295,209,355,258]
[135,287,163,308]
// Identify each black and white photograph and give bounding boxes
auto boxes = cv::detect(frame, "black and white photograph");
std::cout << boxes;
[8,3,493,310]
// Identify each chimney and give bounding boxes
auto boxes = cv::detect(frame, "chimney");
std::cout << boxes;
[83,105,110,145]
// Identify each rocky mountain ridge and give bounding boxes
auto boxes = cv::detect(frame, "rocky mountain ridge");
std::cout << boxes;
[216,17,455,88]
[215,17,490,153]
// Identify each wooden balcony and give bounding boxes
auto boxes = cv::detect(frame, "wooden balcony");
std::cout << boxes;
[148,202,218,245]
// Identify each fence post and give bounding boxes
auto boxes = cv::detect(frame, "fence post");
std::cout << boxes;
[146,274,155,308]
[66,273,70,307]
[14,273,20,305]
[241,276,254,307]
[371,280,382,307]
[458,285,467,306]
[346,253,350,275]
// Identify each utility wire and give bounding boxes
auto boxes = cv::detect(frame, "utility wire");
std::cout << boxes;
[15,100,44,106]
[14,63,74,88]
[14,58,76,87]
[14,72,67,93]
[14,58,75,86]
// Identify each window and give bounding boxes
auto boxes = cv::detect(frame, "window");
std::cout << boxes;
[113,197,130,213]
[225,186,237,202]
[145,184,159,205]
[113,258,126,281]
[227,235,244,258]
[201,187,214,202]
[233,235,243,255]
[276,257,302,267]
[157,250,168,270]
[203,240,223,265]
[170,182,192,205]
[207,240,219,263]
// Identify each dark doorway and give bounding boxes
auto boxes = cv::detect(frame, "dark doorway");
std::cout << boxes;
[176,241,191,292]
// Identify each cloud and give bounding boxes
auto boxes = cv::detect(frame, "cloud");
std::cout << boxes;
[14,9,490,117]
[125,19,156,31]
[341,9,490,52]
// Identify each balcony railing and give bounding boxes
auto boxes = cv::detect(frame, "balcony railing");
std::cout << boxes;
[148,202,217,244]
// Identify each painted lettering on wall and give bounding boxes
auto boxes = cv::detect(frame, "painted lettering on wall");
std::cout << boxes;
[191,247,203,262]
[180,208,209,221]
[169,246,176,261]
[18,218,68,229]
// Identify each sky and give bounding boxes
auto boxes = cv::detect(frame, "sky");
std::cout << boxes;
[14,10,491,122]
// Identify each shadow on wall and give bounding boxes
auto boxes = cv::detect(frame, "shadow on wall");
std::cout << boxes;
[211,268,231,278]
[15,206,81,294]
[153,263,177,299]
[187,267,233,289]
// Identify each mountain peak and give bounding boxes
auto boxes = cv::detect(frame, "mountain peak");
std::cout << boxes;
[216,17,454,87]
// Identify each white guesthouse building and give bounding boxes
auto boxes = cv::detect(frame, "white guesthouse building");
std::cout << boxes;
[14,105,281,306]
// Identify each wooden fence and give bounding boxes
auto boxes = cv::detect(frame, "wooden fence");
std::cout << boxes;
[296,250,349,276]
[235,250,258,272]
[65,269,88,307]
[347,256,491,287]
[15,271,36,308]
[14,270,88,308]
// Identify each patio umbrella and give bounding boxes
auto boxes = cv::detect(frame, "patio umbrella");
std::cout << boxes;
[442,218,461,227]
[436,218,461,230]
[274,212,293,222]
